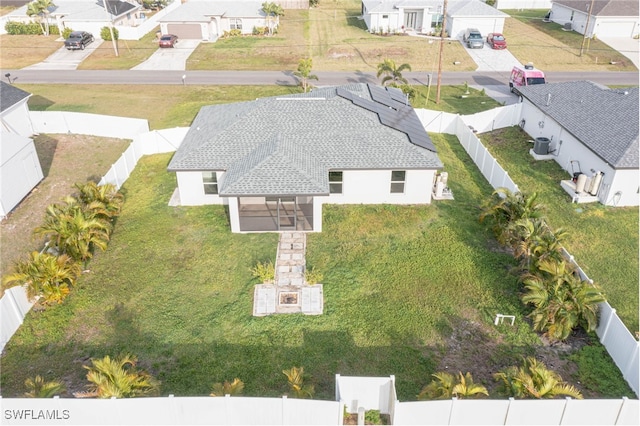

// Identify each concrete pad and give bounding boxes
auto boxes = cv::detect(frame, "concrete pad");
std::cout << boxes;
[459,39,522,72]
[598,37,639,69]
[131,39,201,71]
[23,39,104,70]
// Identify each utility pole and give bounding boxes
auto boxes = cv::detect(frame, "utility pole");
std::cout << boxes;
[436,0,448,104]
[579,0,595,57]
[102,0,119,57]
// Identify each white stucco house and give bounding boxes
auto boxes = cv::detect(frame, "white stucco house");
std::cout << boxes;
[549,0,639,38]
[518,81,638,207]
[159,0,271,40]
[1,0,144,38]
[167,84,443,233]
[495,0,552,10]
[361,0,509,38]
[0,82,43,219]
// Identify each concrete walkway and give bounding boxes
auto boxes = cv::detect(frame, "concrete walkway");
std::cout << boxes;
[598,36,639,69]
[253,232,323,316]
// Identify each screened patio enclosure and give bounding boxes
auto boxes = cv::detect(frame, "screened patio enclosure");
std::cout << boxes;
[237,196,314,232]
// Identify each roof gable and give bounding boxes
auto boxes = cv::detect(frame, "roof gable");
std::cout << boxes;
[518,81,639,169]
[168,84,442,195]
[0,82,31,114]
[161,0,265,22]
[552,0,639,17]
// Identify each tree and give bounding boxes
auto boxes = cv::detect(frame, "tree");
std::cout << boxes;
[210,378,245,396]
[293,58,318,93]
[74,181,124,223]
[3,251,80,304]
[494,357,582,399]
[35,196,111,266]
[261,2,284,36]
[24,375,66,398]
[521,259,606,341]
[479,188,545,246]
[510,218,567,271]
[376,58,411,87]
[26,0,55,36]
[283,366,314,398]
[417,372,488,400]
[77,354,160,398]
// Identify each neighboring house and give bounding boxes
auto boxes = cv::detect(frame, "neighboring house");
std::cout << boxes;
[518,81,639,207]
[549,0,639,38]
[0,82,44,219]
[361,0,509,38]
[159,0,269,40]
[495,0,551,10]
[167,84,443,233]
[2,0,144,37]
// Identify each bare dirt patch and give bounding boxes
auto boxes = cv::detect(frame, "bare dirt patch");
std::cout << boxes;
[0,134,130,278]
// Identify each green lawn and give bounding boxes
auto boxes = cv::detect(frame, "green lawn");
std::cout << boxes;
[479,127,639,333]
[1,136,633,400]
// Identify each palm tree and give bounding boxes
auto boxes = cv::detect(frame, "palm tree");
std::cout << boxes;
[24,375,66,397]
[74,181,124,223]
[26,0,55,35]
[283,366,314,398]
[261,2,284,36]
[521,259,606,341]
[35,197,111,266]
[78,354,160,398]
[510,218,567,271]
[3,251,80,304]
[210,378,244,396]
[293,58,319,93]
[376,58,411,87]
[417,372,488,400]
[494,357,582,399]
[479,188,545,246]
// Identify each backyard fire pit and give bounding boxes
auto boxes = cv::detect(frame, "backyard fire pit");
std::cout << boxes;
[279,291,299,305]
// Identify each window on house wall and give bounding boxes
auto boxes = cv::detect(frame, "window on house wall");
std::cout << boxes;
[230,18,242,30]
[202,172,218,194]
[382,14,388,19]
[329,171,343,194]
[390,170,406,193]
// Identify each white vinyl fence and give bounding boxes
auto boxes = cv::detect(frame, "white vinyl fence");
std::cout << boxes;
[335,375,396,416]
[0,287,35,352]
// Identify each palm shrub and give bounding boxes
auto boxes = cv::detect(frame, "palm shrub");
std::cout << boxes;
[304,266,323,284]
[3,251,81,304]
[494,357,582,399]
[252,260,275,283]
[210,378,245,396]
[417,372,488,400]
[376,58,411,87]
[77,354,160,398]
[24,375,66,398]
[520,258,606,341]
[283,366,314,399]
[74,181,124,223]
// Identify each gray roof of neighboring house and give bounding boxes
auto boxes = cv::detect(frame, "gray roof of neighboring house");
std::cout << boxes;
[518,81,639,169]
[0,82,31,114]
[168,84,443,196]
[362,0,508,17]
[552,0,639,17]
[160,0,265,22]
[7,0,139,21]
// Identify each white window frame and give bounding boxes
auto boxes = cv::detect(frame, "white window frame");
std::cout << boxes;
[390,170,406,194]
[329,171,343,194]
[230,18,242,30]
[202,171,218,195]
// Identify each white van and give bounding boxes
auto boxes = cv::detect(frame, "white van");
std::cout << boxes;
[509,63,546,93]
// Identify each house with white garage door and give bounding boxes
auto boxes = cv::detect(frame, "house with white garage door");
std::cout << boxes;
[549,0,639,38]
[167,84,443,233]
[159,0,269,40]
[361,0,508,38]
[0,82,43,219]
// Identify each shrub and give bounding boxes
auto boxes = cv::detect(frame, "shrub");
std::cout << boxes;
[309,0,319,7]
[62,27,73,39]
[100,26,118,41]
[222,29,242,39]
[5,21,42,35]
[252,26,268,36]
[304,267,323,284]
[251,260,275,283]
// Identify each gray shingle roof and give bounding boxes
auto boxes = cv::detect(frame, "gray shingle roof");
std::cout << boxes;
[518,81,639,169]
[363,0,509,17]
[168,84,443,196]
[552,0,639,17]
[0,81,31,114]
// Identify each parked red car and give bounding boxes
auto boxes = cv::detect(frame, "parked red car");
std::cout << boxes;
[486,33,507,50]
[158,34,178,48]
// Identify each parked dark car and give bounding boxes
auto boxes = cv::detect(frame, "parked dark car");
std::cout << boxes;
[463,28,483,49]
[487,33,507,49]
[64,31,94,50]
[158,34,178,48]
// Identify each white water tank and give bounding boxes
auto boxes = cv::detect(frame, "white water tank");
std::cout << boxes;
[589,172,602,195]
[575,173,587,193]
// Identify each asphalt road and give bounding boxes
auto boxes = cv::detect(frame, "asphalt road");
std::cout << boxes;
[1,69,638,87]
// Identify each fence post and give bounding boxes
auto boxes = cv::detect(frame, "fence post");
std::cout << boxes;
[598,304,615,341]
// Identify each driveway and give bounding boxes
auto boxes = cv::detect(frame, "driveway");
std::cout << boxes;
[131,39,201,71]
[598,36,639,69]
[460,39,522,72]
[22,39,103,70]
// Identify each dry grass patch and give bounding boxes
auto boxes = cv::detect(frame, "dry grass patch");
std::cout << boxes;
[78,28,161,70]
[0,34,63,69]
